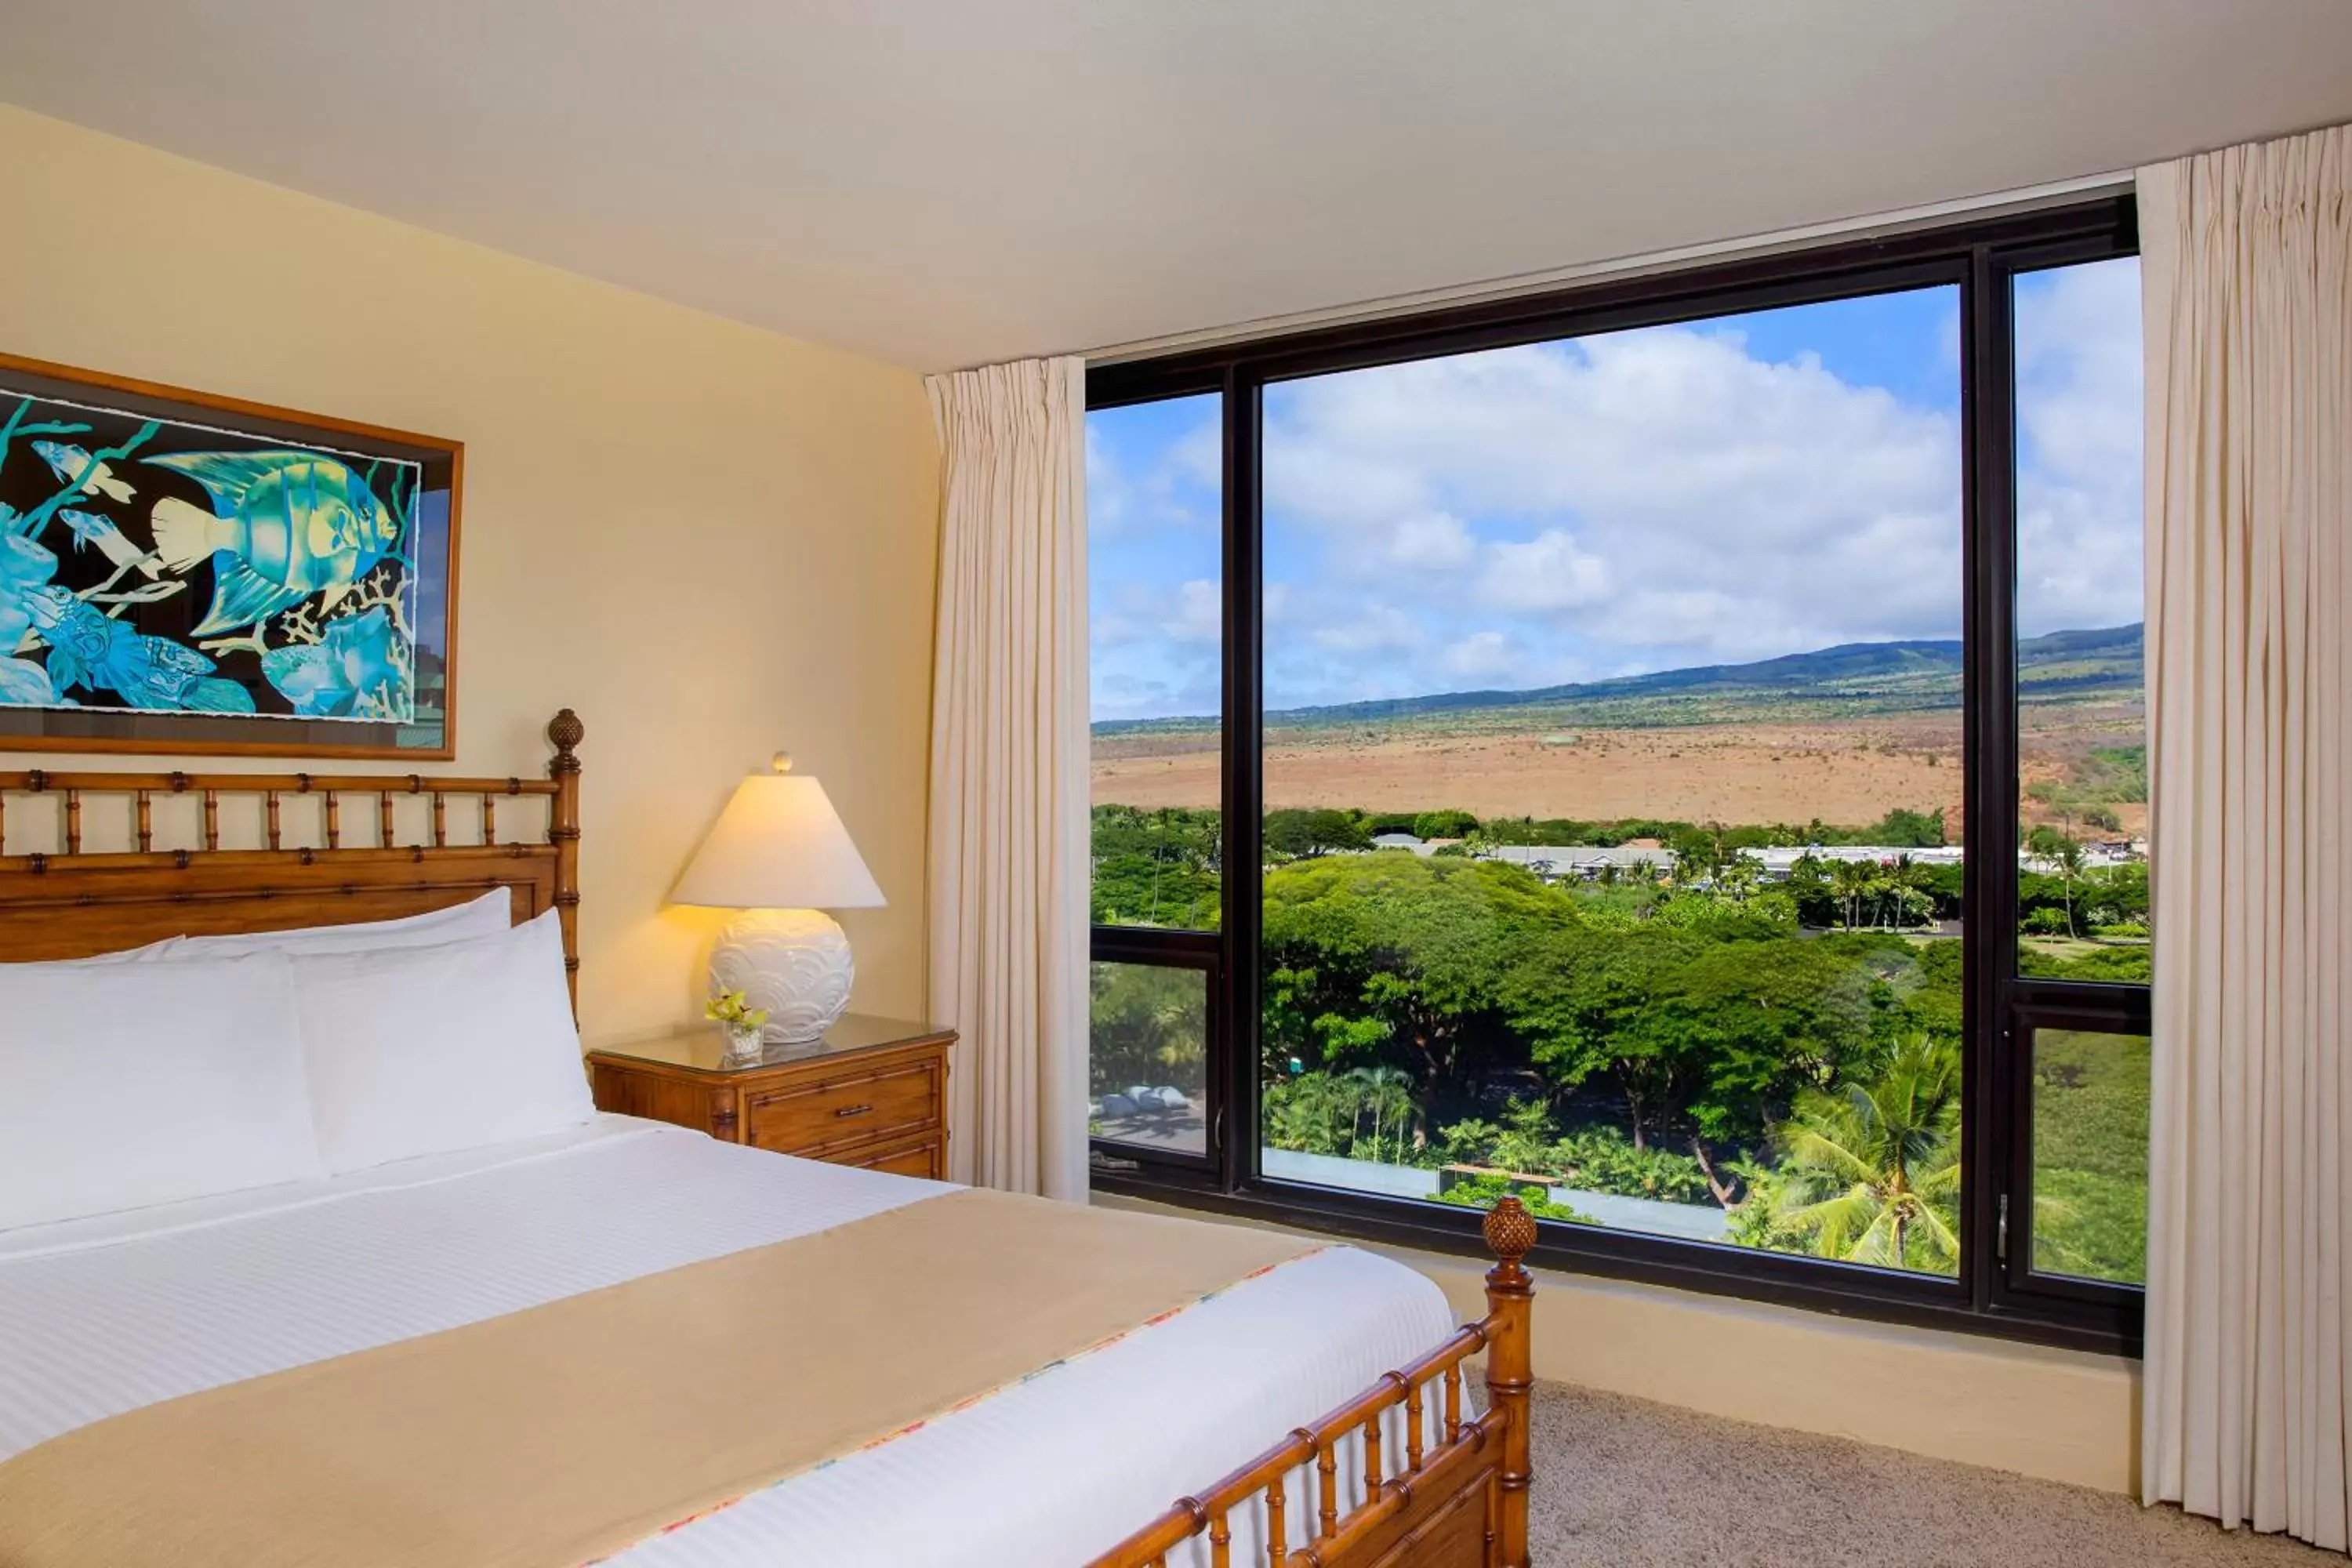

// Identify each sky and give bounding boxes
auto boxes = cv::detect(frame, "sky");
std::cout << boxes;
[1088,256,2142,724]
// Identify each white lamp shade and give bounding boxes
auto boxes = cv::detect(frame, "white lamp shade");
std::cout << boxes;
[670,771,885,911]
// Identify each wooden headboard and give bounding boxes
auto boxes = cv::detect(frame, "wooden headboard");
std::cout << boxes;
[0,710,584,1003]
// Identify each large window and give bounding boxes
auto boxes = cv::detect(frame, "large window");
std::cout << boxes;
[1088,200,2147,1352]
[1088,394,1223,1164]
[1258,285,1969,1273]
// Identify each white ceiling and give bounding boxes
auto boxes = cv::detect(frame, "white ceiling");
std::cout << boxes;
[4,2,2348,372]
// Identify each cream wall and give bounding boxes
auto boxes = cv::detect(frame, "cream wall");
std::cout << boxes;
[1095,1192,2141,1495]
[0,104,939,1039]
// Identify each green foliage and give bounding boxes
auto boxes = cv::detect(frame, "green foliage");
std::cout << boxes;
[1091,793,2143,1283]
[1432,1171,1593,1225]
[1087,962,1205,1097]
[1435,1101,1715,1204]
[1263,851,1577,1122]
[1090,806,1222,928]
[2019,941,2153,985]
[1264,808,1372,861]
[1495,920,1922,1153]
[2030,1029,2150,1283]
[1261,1069,1363,1156]
[1868,807,1947,848]
[1258,1066,1419,1164]
[1752,1035,1962,1274]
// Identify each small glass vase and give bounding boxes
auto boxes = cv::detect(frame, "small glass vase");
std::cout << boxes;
[720,1022,765,1064]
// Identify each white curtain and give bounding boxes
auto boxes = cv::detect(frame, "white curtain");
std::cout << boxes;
[925,358,1091,1202]
[2140,124,2352,1548]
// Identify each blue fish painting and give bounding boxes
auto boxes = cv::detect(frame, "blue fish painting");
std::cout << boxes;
[58,508,164,583]
[31,441,137,505]
[0,376,448,747]
[0,530,59,654]
[146,452,405,637]
[260,604,406,719]
[26,586,256,714]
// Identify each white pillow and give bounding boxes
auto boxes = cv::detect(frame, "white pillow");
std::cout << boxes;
[291,909,591,1174]
[0,951,323,1231]
[165,887,515,959]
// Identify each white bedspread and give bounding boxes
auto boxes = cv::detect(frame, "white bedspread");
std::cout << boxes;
[0,1116,1454,1567]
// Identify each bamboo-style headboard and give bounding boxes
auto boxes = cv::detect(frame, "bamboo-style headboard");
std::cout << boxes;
[0,710,584,1004]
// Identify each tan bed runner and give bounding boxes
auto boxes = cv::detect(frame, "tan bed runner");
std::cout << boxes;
[0,1186,1321,1568]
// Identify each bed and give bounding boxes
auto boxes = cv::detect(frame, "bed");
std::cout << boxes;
[0,712,1535,1568]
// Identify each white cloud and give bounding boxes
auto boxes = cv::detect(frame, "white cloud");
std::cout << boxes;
[1381,511,1478,573]
[1093,578,1221,648]
[1439,630,1521,682]
[1092,267,2143,720]
[1310,601,1424,655]
[2015,256,2144,638]
[1257,316,1965,702]
[1086,402,1218,539]
[1166,578,1222,644]
[1478,528,1610,613]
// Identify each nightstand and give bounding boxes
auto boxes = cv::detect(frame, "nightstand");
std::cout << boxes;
[586,1015,953,1178]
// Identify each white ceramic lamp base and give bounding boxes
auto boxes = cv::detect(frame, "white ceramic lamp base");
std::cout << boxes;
[709,908,855,1044]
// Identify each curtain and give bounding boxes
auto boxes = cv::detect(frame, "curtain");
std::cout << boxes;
[2140,124,2352,1548]
[924,357,1091,1202]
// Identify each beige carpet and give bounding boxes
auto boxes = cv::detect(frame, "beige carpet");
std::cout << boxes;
[1528,1383,2342,1566]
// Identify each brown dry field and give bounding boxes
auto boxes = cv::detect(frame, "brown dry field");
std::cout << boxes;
[1092,705,2148,840]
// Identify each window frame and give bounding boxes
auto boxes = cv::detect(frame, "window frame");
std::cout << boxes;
[1087,195,2146,1356]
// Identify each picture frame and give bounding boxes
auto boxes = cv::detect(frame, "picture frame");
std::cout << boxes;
[0,352,460,760]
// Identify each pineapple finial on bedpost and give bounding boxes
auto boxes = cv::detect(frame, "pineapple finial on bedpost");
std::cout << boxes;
[1482,1194,1536,1567]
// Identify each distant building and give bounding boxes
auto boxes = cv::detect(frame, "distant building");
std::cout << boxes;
[1744,845,1965,880]
[1480,844,1673,882]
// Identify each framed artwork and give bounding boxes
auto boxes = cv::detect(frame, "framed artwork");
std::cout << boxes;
[0,352,459,759]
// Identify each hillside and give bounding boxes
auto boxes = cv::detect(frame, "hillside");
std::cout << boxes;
[1095,623,2142,736]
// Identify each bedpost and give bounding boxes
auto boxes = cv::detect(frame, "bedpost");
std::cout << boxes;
[1481,1196,1536,1568]
[547,709,584,1015]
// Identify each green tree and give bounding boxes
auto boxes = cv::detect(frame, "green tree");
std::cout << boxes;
[1262,851,1574,1134]
[1087,962,1206,1097]
[1264,808,1371,861]
[1764,1035,1962,1273]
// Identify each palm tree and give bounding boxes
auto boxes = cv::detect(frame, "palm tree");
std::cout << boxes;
[1345,1066,1415,1165]
[1828,858,1873,930]
[1768,1036,1962,1272]
[2049,835,2087,938]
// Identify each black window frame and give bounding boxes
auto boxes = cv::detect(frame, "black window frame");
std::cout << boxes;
[1087,195,2147,1356]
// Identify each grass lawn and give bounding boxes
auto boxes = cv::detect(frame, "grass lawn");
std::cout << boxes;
[2031,1028,2151,1283]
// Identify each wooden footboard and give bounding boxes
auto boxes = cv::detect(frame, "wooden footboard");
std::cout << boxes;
[1090,1198,1537,1568]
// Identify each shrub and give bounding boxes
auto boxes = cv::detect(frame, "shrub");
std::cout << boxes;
[1433,1103,1715,1206]
[1432,1171,1592,1225]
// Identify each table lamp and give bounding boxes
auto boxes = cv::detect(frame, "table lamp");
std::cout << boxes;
[670,753,886,1044]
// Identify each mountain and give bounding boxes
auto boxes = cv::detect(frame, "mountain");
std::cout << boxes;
[1094,623,2143,734]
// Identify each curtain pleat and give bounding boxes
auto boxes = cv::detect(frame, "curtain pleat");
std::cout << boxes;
[2140,122,2352,1548]
[924,358,1090,1201]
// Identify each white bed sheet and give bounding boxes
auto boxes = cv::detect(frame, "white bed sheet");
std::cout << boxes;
[0,1116,1455,1567]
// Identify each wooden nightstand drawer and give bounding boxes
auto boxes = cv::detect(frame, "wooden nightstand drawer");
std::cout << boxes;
[587,1018,951,1173]
[840,1130,946,1181]
[746,1054,940,1157]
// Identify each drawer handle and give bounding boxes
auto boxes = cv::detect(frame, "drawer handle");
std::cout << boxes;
[833,1103,875,1119]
